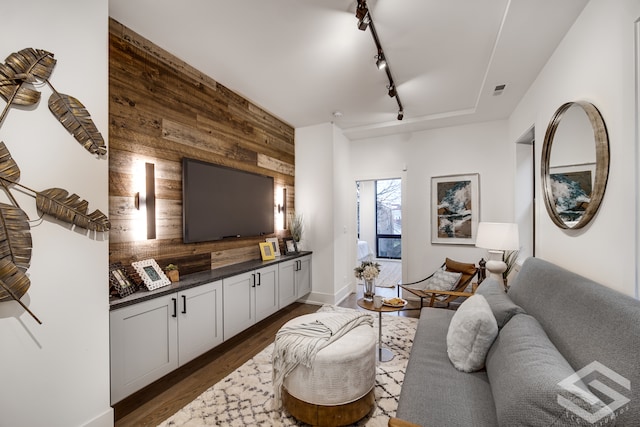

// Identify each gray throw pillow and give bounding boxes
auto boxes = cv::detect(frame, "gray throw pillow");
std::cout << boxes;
[486,314,615,426]
[475,277,525,328]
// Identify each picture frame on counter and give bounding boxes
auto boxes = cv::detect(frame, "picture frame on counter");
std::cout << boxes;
[259,242,276,261]
[132,259,172,290]
[265,237,281,257]
[284,237,298,254]
[109,262,138,298]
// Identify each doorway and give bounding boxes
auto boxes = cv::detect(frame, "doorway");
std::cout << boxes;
[515,126,536,259]
[356,178,402,287]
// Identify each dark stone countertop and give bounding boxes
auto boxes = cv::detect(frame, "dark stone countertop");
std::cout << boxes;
[109,251,312,311]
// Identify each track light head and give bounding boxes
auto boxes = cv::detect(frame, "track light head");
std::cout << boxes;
[376,53,387,70]
[397,110,404,120]
[356,2,370,31]
[387,84,396,98]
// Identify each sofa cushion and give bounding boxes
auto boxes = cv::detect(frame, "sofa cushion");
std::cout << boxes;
[446,294,498,372]
[475,277,525,328]
[486,313,614,426]
[396,307,497,427]
[424,268,462,291]
[508,257,639,424]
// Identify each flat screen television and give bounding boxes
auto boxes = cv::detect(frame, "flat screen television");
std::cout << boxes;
[182,157,274,243]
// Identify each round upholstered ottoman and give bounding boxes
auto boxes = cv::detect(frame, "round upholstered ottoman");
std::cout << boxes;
[280,312,377,426]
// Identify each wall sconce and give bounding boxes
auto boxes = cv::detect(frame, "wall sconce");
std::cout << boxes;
[276,187,287,230]
[134,162,156,240]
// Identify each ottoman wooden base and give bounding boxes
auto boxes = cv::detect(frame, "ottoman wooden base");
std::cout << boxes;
[282,387,375,427]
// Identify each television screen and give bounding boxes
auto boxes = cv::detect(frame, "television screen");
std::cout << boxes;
[182,158,274,243]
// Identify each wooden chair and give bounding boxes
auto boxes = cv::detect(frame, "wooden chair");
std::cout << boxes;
[397,258,478,309]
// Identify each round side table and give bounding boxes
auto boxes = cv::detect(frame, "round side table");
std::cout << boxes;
[357,298,404,362]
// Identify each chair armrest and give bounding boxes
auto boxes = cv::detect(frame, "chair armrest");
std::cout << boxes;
[388,417,422,427]
[410,289,475,298]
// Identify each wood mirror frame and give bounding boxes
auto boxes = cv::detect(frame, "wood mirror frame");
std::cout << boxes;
[541,101,610,229]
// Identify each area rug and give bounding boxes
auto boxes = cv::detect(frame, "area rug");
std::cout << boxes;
[158,306,418,426]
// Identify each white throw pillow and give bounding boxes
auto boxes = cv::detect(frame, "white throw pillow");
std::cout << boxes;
[424,269,462,291]
[446,294,498,372]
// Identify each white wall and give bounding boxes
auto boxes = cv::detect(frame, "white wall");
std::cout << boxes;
[295,123,338,304]
[346,120,513,285]
[509,0,640,297]
[332,126,353,301]
[0,1,112,426]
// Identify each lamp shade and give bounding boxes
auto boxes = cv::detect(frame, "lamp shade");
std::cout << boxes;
[475,222,519,251]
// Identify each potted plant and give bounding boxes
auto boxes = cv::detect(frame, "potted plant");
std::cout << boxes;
[289,212,304,249]
[164,263,179,282]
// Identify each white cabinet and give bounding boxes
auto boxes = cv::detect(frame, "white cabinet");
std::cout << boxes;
[177,281,224,365]
[110,280,222,404]
[278,255,312,307]
[110,254,311,403]
[296,255,312,297]
[223,264,278,340]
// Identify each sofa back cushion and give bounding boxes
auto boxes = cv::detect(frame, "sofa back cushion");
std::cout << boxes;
[475,277,525,328]
[486,313,615,426]
[508,257,640,423]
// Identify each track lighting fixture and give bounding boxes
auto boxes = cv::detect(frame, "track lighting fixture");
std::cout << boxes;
[375,52,387,70]
[356,1,370,31]
[355,0,404,120]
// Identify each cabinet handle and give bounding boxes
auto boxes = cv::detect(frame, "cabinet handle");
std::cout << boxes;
[182,295,187,314]
[172,298,177,318]
[296,260,301,271]
[257,271,261,286]
[252,273,256,287]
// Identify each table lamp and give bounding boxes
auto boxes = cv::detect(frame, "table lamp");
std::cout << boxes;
[475,222,519,281]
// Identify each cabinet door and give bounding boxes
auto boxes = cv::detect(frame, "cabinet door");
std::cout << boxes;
[223,271,255,340]
[177,280,223,365]
[296,255,312,297]
[278,260,297,308]
[110,294,178,404]
[254,264,278,322]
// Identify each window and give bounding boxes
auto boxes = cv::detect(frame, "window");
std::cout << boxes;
[376,179,401,259]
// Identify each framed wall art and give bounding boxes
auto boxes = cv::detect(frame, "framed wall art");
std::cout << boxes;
[265,237,281,257]
[431,173,479,245]
[131,259,172,290]
[259,242,276,261]
[109,262,138,298]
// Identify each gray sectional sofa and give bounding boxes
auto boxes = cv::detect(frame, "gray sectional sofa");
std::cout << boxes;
[392,257,640,426]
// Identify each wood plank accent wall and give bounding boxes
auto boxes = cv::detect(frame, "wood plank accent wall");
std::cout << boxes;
[108,19,295,275]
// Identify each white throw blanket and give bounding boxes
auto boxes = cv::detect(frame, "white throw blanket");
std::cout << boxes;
[272,310,373,409]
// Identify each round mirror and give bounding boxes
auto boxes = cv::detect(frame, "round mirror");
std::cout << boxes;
[541,101,609,229]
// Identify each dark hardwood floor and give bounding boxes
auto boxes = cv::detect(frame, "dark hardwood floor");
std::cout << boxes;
[113,287,420,427]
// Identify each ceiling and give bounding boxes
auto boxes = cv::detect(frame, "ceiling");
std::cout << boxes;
[109,0,589,139]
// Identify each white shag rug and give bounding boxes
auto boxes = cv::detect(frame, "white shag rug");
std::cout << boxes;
[158,306,418,426]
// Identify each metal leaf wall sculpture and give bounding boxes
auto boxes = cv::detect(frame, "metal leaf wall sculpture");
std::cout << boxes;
[0,202,32,271]
[0,258,40,324]
[48,92,107,155]
[0,48,56,110]
[0,47,106,156]
[36,188,110,232]
[0,47,111,324]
